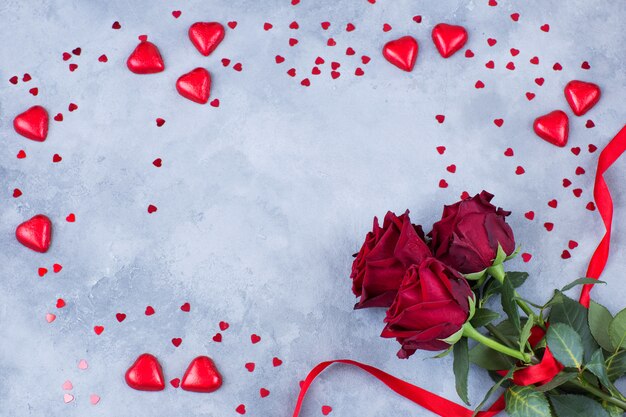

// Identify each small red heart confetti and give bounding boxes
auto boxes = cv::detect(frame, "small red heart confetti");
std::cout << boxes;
[29,87,38,96]
[212,333,222,342]
[68,103,78,111]
[589,144,598,152]
[16,215,52,253]
[569,240,579,249]
[275,55,285,64]
[361,55,371,64]
[13,188,22,198]
[227,21,237,29]
[264,23,273,31]
[9,75,18,84]
[180,302,191,312]
[526,92,535,101]
[413,15,422,23]
[38,267,48,277]
[145,306,155,315]
[260,388,270,398]
[561,250,571,259]
[587,202,596,211]
[533,110,569,147]
[511,13,520,21]
[219,321,229,331]
[52,154,62,163]
[530,56,539,65]
[72,47,81,55]
[575,166,586,175]
[56,298,66,308]
[17,150,26,159]
[446,164,456,173]
[127,39,165,74]
[125,354,165,391]
[172,10,181,18]
[116,313,126,322]
[563,178,572,188]
[233,63,243,72]
[53,263,62,273]
[331,71,340,79]
[581,61,591,70]
[494,119,504,127]
[54,113,63,122]
[475,80,485,89]
[289,38,298,46]
[181,356,223,392]
[436,146,446,155]
[222,58,231,67]
[553,62,563,71]
[564,80,601,116]
[485,60,495,69]
[382,36,418,71]
[505,62,515,70]
[321,21,330,30]
[521,253,532,262]
[382,23,392,32]
[504,148,514,156]
[14,105,49,141]
[524,211,535,220]
[147,204,158,213]
[355,68,364,76]
[548,199,558,208]
[439,179,449,188]
[460,191,470,200]
[540,24,550,32]
[346,23,355,32]
[94,325,104,335]
[176,68,211,104]
[346,47,355,55]
[66,213,75,222]
[153,158,162,167]
[112,21,121,29]
[586,120,595,128]
[573,188,583,197]
[171,338,182,347]
[515,166,525,175]
[46,313,56,323]
[535,78,544,86]
[69,63,78,72]
[301,78,311,87]
[322,405,333,415]
[432,24,468,58]
[188,22,225,56]
[245,362,255,372]
[288,21,299,30]
[435,115,445,123]
[236,404,246,415]
[170,378,181,388]
[98,54,108,62]
[210,98,220,107]
[487,38,497,46]
[465,49,474,58]
[544,222,554,232]
[510,48,520,56]
[155,118,165,127]
[273,357,283,367]
[251,334,261,344]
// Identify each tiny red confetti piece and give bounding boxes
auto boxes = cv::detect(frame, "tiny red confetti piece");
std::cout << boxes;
[171,337,182,347]
[321,22,330,30]
[553,62,562,71]
[264,23,273,31]
[435,115,445,124]
[511,13,520,21]
[245,362,255,372]
[436,146,446,155]
[12,188,22,198]
[98,54,108,62]
[540,24,550,32]
[66,213,75,222]
[145,306,155,315]
[413,15,422,23]
[521,253,532,262]
[465,49,474,58]
[52,154,62,163]
[68,103,78,111]
[38,267,48,277]
[439,179,448,188]
[487,38,497,46]
[17,150,26,159]
[56,298,66,308]
[236,404,246,414]
[212,333,222,342]
[273,357,283,367]
[561,250,571,259]
[581,61,591,70]
[94,325,104,335]
[251,334,261,344]
[112,21,121,29]
[170,378,180,388]
[515,166,525,175]
[586,120,595,128]
[147,204,157,213]
[53,263,62,273]
[322,405,333,415]
[548,199,558,208]
[530,56,539,65]
[172,10,181,18]
[180,302,190,312]
[494,119,504,127]
[260,388,270,398]
[219,321,229,331]
[504,148,513,156]
[227,21,237,29]
[524,211,534,220]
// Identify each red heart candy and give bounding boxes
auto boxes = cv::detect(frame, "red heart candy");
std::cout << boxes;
[176,68,211,104]
[181,356,223,393]
[431,23,468,58]
[125,353,165,391]
[188,22,225,56]
[127,40,165,74]
[564,80,601,116]
[382,36,418,72]
[533,110,569,147]
[16,214,52,253]
[14,105,49,141]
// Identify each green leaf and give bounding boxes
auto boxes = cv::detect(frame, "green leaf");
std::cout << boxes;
[589,301,615,351]
[606,350,626,382]
[534,372,578,392]
[494,244,507,265]
[453,338,470,405]
[586,349,623,399]
[470,320,519,370]
[603,403,624,417]
[549,394,610,417]
[507,271,530,288]
[609,308,626,350]
[550,291,599,361]
[505,386,552,417]
[561,278,606,292]
[519,317,535,352]
[501,274,521,332]
[546,323,584,369]
[471,308,500,328]
[472,369,514,416]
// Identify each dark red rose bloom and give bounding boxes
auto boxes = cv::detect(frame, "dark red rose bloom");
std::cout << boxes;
[429,191,515,274]
[351,211,431,309]
[381,258,473,357]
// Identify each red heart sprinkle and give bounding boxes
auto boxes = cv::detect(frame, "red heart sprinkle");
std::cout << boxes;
[126,40,165,74]
[553,62,562,71]
[346,47,355,55]
[436,146,446,155]
[147,204,158,213]
[533,110,569,147]
[575,166,585,175]
[301,78,311,87]
[515,166,525,175]
[413,15,422,23]
[13,188,22,198]
[289,38,298,46]
[212,333,222,342]
[264,23,273,31]
[524,211,534,220]
[155,118,165,127]
[233,63,242,72]
[251,334,261,344]
[432,24,468,58]
[382,23,392,32]
[564,80,601,116]
[446,164,456,173]
[322,405,333,415]
[153,158,162,167]
[475,80,485,88]
[331,71,340,79]
[460,191,470,200]
[56,298,66,308]
[245,362,255,372]
[540,24,550,32]
[66,213,75,222]
[171,338,182,347]
[275,55,285,64]
[439,179,448,188]
[112,21,121,29]
[561,250,571,259]
[465,49,474,58]
[63,52,71,60]
[494,119,504,127]
[544,222,554,232]
[548,199,558,208]
[125,354,165,391]
[172,10,181,18]
[38,267,48,277]
[170,378,180,388]
[587,202,596,211]
[98,54,108,62]
[181,356,223,393]
[219,321,229,331]
[16,214,52,252]
[581,61,591,70]
[563,178,572,188]
[586,120,595,128]
[273,357,283,367]
[17,150,26,159]
[521,253,532,262]
[382,36,418,71]
[573,188,583,198]
[116,313,126,322]
[180,302,191,312]
[210,99,220,107]
[346,23,355,31]
[485,60,495,69]
[188,22,225,56]
[287,68,296,77]
[145,306,155,315]
[504,147,513,156]
[526,92,535,101]
[69,63,78,72]
[535,78,544,86]
[53,263,62,273]
[29,87,38,96]
[571,147,581,155]
[506,62,515,70]
[227,21,237,29]
[94,326,104,335]
[355,68,364,76]
[511,13,520,21]
[435,114,445,123]
[236,404,246,415]
[260,388,270,398]
[361,55,371,64]
[72,47,81,55]
[530,56,539,65]
[54,113,63,122]
[9,75,18,84]
[14,105,49,141]
[176,68,211,104]
[321,21,330,30]
[588,144,598,152]
[52,154,62,163]
[569,240,579,249]
[68,103,78,111]
[487,38,497,46]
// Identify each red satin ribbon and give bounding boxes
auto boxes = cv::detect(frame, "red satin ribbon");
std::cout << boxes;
[293,124,626,417]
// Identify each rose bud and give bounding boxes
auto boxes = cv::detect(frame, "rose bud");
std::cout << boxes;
[351,211,431,309]
[429,191,515,275]
[381,258,474,357]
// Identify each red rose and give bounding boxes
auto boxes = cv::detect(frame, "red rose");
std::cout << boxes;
[351,211,431,309]
[381,258,473,357]
[430,191,515,274]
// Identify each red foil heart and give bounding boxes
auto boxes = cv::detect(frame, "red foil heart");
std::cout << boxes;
[181,356,223,393]
[16,214,52,253]
[127,40,165,74]
[13,105,49,142]
[188,22,225,56]
[431,23,468,58]
[533,110,569,147]
[382,36,418,72]
[564,80,601,116]
[176,68,211,104]
[125,353,165,391]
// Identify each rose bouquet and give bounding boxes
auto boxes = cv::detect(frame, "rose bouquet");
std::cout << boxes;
[350,191,626,417]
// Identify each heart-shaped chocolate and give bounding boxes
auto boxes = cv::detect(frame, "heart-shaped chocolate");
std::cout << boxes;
[14,106,49,142]
[181,356,222,393]
[432,23,468,58]
[176,68,211,104]
[189,22,225,56]
[564,80,601,116]
[382,36,418,72]
[127,40,165,74]
[16,214,52,253]
[533,110,569,147]
[125,353,165,391]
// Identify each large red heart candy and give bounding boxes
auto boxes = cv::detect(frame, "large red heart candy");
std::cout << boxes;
[176,68,211,104]
[14,105,49,142]
[432,23,468,58]
[16,214,52,253]
[382,36,418,72]
[127,40,165,74]
[533,110,569,147]
[125,353,165,391]
[181,356,222,393]
[564,80,601,116]
[188,22,225,56]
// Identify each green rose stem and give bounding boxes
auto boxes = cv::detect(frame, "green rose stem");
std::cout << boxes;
[462,323,531,363]
[487,263,543,326]
[569,378,626,411]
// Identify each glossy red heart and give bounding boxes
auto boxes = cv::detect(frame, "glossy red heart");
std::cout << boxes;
[533,110,569,147]
[432,23,468,58]
[188,22,225,56]
[16,214,52,253]
[13,105,49,141]
[181,356,222,393]
[125,353,165,391]
[564,80,601,116]
[382,36,418,72]
[176,68,211,104]
[127,40,165,74]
